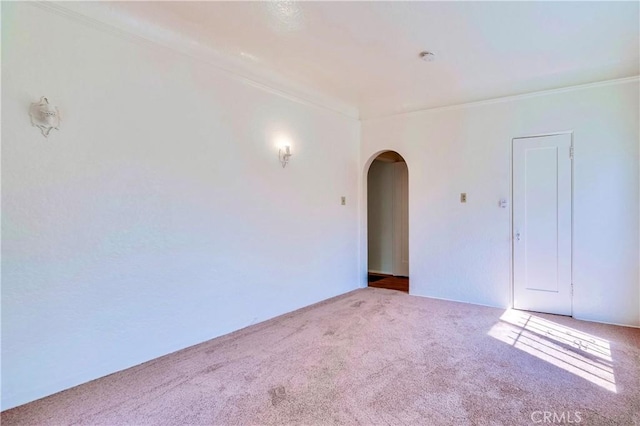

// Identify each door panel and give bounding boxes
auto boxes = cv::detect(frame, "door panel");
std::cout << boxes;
[513,134,572,315]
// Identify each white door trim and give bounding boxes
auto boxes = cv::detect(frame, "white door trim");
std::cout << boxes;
[362,150,410,289]
[392,161,409,277]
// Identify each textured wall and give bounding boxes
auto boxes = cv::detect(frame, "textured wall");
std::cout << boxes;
[361,80,640,327]
[3,0,638,413]
[1,3,360,409]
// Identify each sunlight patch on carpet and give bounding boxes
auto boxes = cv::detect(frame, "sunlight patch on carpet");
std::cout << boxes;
[488,309,616,393]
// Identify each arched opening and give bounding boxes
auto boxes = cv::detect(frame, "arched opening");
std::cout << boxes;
[366,150,409,292]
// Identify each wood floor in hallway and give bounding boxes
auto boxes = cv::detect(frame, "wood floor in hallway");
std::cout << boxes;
[368,273,409,292]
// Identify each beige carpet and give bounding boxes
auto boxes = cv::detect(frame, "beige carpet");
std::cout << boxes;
[3,288,639,425]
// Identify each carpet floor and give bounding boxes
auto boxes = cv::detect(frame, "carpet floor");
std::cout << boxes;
[2,288,639,425]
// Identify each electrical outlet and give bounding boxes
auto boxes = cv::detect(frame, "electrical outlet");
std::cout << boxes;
[460,193,467,203]
[341,196,346,205]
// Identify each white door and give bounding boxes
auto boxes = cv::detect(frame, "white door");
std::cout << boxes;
[513,134,572,315]
[392,162,409,277]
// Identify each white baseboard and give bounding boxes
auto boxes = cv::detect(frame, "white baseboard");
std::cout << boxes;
[368,269,392,275]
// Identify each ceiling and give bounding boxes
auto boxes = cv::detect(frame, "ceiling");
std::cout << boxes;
[56,1,639,119]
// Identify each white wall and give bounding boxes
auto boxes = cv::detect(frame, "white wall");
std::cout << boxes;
[361,79,640,327]
[367,160,394,274]
[3,1,638,413]
[1,3,360,409]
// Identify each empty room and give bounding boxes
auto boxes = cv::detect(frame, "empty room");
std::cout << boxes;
[1,1,639,425]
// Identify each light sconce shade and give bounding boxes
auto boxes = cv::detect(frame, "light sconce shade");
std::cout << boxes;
[29,97,60,137]
[279,145,292,168]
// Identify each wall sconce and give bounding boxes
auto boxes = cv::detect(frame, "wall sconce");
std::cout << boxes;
[279,145,292,168]
[29,97,60,137]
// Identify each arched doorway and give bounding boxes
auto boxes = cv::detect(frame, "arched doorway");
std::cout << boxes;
[366,151,409,292]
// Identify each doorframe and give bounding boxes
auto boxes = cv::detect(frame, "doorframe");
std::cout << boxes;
[510,130,574,315]
[361,150,410,290]
[391,161,409,277]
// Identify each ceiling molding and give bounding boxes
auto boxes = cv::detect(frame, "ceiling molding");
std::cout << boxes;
[361,76,640,121]
[30,1,360,120]
[25,2,638,123]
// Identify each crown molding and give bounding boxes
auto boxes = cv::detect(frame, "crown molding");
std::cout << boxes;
[29,1,360,120]
[23,2,639,124]
[361,75,640,121]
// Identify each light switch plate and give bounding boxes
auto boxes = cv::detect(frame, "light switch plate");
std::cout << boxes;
[460,193,467,203]
[341,196,346,205]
